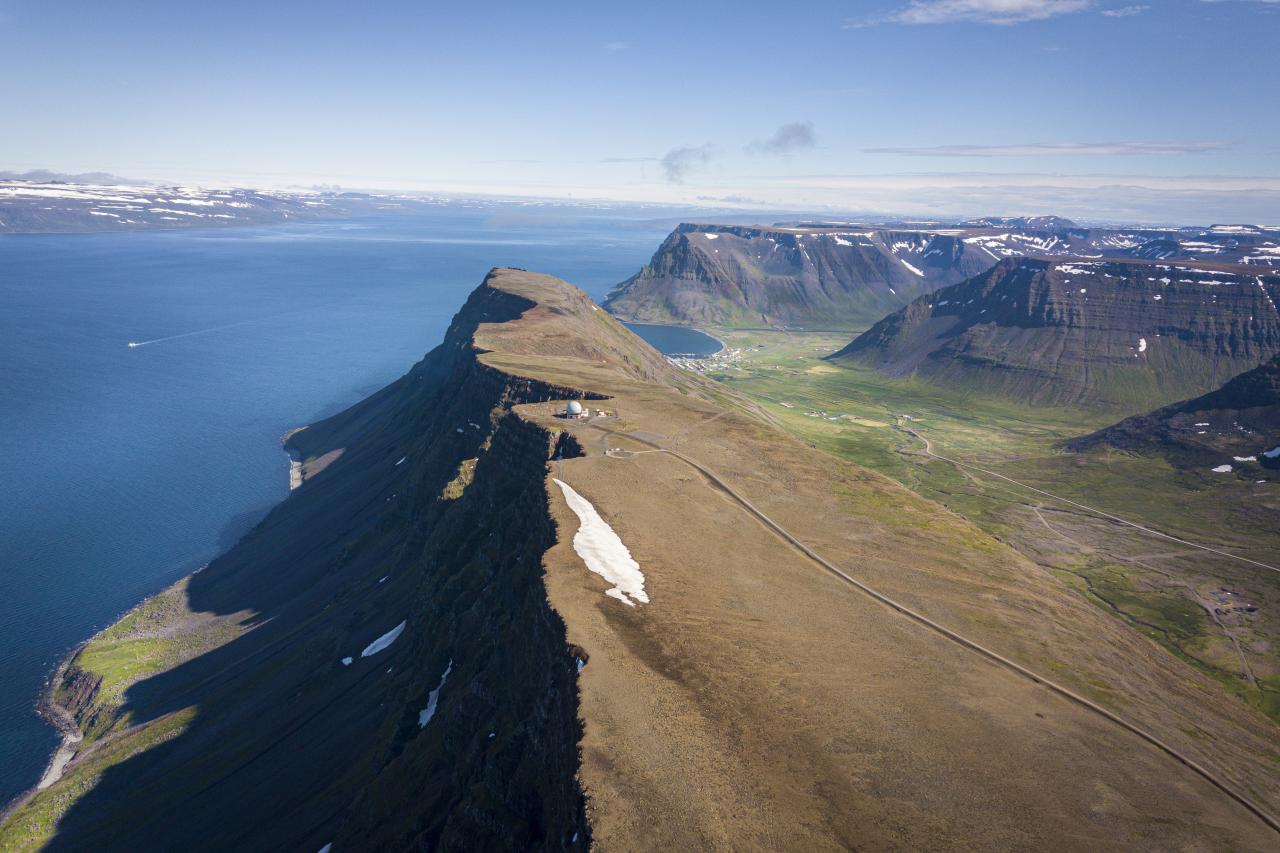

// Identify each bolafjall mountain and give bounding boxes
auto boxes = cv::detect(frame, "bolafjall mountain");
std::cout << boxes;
[831,258,1280,411]
[6,270,1280,850]
[1068,352,1280,472]
[602,223,996,329]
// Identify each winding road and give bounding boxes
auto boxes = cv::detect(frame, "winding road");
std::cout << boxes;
[581,417,1280,837]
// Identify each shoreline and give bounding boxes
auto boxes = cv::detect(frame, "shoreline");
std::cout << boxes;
[7,430,311,818]
[283,425,308,490]
[619,320,726,356]
[1,639,90,821]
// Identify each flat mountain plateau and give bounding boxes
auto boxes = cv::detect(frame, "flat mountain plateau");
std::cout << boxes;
[3,271,1279,850]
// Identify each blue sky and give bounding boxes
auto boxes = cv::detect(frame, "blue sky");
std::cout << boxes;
[4,0,1278,222]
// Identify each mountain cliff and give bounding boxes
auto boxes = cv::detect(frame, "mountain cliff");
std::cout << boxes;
[604,222,1280,333]
[6,269,1280,850]
[602,223,995,329]
[831,258,1280,410]
[1068,352,1280,471]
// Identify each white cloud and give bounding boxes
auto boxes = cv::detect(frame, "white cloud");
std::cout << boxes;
[746,122,817,156]
[865,141,1231,156]
[850,0,1092,26]
[1101,4,1148,15]
[660,145,714,183]
[603,41,628,51]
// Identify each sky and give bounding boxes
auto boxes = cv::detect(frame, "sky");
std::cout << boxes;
[3,0,1279,223]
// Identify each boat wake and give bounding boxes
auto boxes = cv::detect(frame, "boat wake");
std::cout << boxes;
[126,316,280,349]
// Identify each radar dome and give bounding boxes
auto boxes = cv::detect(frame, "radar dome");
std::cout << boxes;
[566,401,584,415]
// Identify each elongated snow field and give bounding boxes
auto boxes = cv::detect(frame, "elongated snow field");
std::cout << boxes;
[418,659,453,728]
[553,479,648,606]
[361,620,406,657]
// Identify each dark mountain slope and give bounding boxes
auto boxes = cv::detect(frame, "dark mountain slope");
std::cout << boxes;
[1067,352,1280,471]
[831,258,1280,410]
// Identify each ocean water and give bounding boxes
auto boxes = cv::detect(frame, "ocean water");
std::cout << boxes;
[0,207,671,804]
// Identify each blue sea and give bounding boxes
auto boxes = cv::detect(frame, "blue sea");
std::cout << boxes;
[0,206,698,804]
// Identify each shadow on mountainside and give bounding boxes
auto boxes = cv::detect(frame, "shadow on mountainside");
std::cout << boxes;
[45,284,590,852]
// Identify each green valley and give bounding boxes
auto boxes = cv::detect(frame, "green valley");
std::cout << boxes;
[699,328,1280,722]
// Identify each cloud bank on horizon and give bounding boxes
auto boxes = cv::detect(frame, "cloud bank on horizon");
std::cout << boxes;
[865,141,1232,157]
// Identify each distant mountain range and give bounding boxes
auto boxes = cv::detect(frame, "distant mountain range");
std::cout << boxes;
[0,170,140,185]
[604,221,1280,331]
[1068,353,1280,472]
[0,180,382,232]
[958,215,1080,230]
[830,258,1280,410]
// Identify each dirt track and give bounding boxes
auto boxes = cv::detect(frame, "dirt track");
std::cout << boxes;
[589,420,1280,837]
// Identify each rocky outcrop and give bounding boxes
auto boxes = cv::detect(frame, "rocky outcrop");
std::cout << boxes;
[832,258,1280,411]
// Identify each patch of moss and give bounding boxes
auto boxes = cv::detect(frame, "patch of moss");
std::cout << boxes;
[442,457,478,500]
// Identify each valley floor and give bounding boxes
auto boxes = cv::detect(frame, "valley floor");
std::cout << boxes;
[693,328,1280,724]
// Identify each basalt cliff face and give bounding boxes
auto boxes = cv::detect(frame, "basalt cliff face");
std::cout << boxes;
[7,270,1280,851]
[602,223,995,329]
[832,257,1280,411]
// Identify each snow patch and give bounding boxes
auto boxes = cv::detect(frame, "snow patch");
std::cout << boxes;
[900,259,924,277]
[702,233,719,240]
[341,657,353,666]
[418,659,453,727]
[1138,338,1147,353]
[1234,456,1257,462]
[553,479,648,606]
[361,621,406,657]
[1264,446,1280,459]
[1211,465,1233,473]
